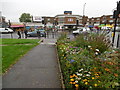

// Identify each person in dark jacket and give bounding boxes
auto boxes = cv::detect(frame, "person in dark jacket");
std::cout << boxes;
[37,30,41,39]
[24,29,28,38]
[17,29,21,39]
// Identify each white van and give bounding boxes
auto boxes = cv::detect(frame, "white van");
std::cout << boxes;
[0,28,14,34]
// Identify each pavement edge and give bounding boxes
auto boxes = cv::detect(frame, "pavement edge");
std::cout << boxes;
[55,44,65,89]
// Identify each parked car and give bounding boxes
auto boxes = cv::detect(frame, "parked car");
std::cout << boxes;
[72,27,90,35]
[27,29,46,37]
[112,26,120,31]
[0,28,14,34]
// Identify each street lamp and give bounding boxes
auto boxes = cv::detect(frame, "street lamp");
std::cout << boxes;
[83,3,86,26]
[83,3,86,16]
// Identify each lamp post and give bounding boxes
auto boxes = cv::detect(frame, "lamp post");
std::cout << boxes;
[83,3,86,26]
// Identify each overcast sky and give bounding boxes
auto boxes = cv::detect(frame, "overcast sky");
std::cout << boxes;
[0,0,119,22]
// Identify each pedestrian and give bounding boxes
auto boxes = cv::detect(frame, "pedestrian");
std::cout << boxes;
[17,29,21,39]
[24,29,28,38]
[37,30,41,39]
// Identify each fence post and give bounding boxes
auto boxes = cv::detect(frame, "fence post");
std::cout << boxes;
[117,34,120,48]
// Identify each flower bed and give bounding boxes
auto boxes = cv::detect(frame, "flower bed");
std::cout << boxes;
[57,33,120,89]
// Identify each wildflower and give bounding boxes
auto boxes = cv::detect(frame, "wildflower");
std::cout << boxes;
[75,80,78,83]
[73,74,76,77]
[94,73,99,76]
[88,46,91,48]
[69,82,73,84]
[85,82,88,85]
[82,79,87,82]
[77,78,81,80]
[114,73,118,77]
[70,79,74,81]
[95,76,99,78]
[84,71,88,73]
[90,48,93,50]
[94,84,97,87]
[105,68,110,72]
[98,80,101,83]
[114,82,119,86]
[73,82,76,84]
[79,68,83,72]
[95,49,100,52]
[95,52,99,55]
[77,73,82,76]
[70,75,73,78]
[88,72,91,74]
[94,67,96,70]
[92,77,95,79]
[75,84,79,87]
[86,74,90,76]
[70,59,75,63]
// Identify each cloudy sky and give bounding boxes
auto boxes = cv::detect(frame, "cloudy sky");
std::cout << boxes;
[0,0,119,22]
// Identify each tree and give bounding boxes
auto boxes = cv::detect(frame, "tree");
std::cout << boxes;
[19,13,32,22]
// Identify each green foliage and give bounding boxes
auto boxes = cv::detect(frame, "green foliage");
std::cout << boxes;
[74,33,111,53]
[19,13,32,22]
[2,38,39,45]
[57,33,120,89]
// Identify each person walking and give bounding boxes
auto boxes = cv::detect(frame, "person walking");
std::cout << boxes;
[17,29,21,39]
[37,30,41,39]
[24,29,28,38]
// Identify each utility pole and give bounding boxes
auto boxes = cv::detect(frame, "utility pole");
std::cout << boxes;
[83,3,86,26]
[112,1,120,46]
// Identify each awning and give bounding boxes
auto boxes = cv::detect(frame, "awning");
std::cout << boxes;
[98,24,105,27]
[88,25,94,28]
[11,25,24,27]
[10,22,25,28]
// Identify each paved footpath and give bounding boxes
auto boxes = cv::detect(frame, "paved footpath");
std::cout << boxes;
[2,39,61,88]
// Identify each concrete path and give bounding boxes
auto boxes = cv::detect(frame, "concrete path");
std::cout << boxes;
[2,39,61,88]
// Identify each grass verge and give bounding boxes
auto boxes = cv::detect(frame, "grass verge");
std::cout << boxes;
[1,38,40,74]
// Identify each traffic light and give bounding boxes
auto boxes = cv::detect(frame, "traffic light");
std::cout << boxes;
[76,20,79,25]
[113,10,118,18]
[42,20,44,24]
[117,1,120,13]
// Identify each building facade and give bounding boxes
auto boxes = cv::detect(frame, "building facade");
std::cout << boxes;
[55,11,83,30]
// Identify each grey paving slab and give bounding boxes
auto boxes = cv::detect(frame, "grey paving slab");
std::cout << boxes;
[2,39,61,88]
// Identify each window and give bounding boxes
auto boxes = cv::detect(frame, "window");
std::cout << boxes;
[110,16,113,18]
[47,18,50,21]
[58,17,64,24]
[97,18,100,20]
[109,20,113,22]
[68,18,73,22]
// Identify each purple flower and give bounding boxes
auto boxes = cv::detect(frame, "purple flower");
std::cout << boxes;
[70,59,75,63]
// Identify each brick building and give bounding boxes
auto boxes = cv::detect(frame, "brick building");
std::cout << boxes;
[55,11,83,30]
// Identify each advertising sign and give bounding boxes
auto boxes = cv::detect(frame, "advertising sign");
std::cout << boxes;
[64,11,72,14]
[33,16,42,22]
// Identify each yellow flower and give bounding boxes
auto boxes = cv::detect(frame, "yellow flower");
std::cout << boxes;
[94,73,99,76]
[69,82,73,84]
[92,77,95,79]
[82,79,87,82]
[73,82,76,84]
[70,79,74,81]
[70,75,73,78]
[75,84,79,87]
[94,84,97,87]
[85,82,88,85]
[73,74,76,77]
[95,76,99,78]
[98,80,101,83]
